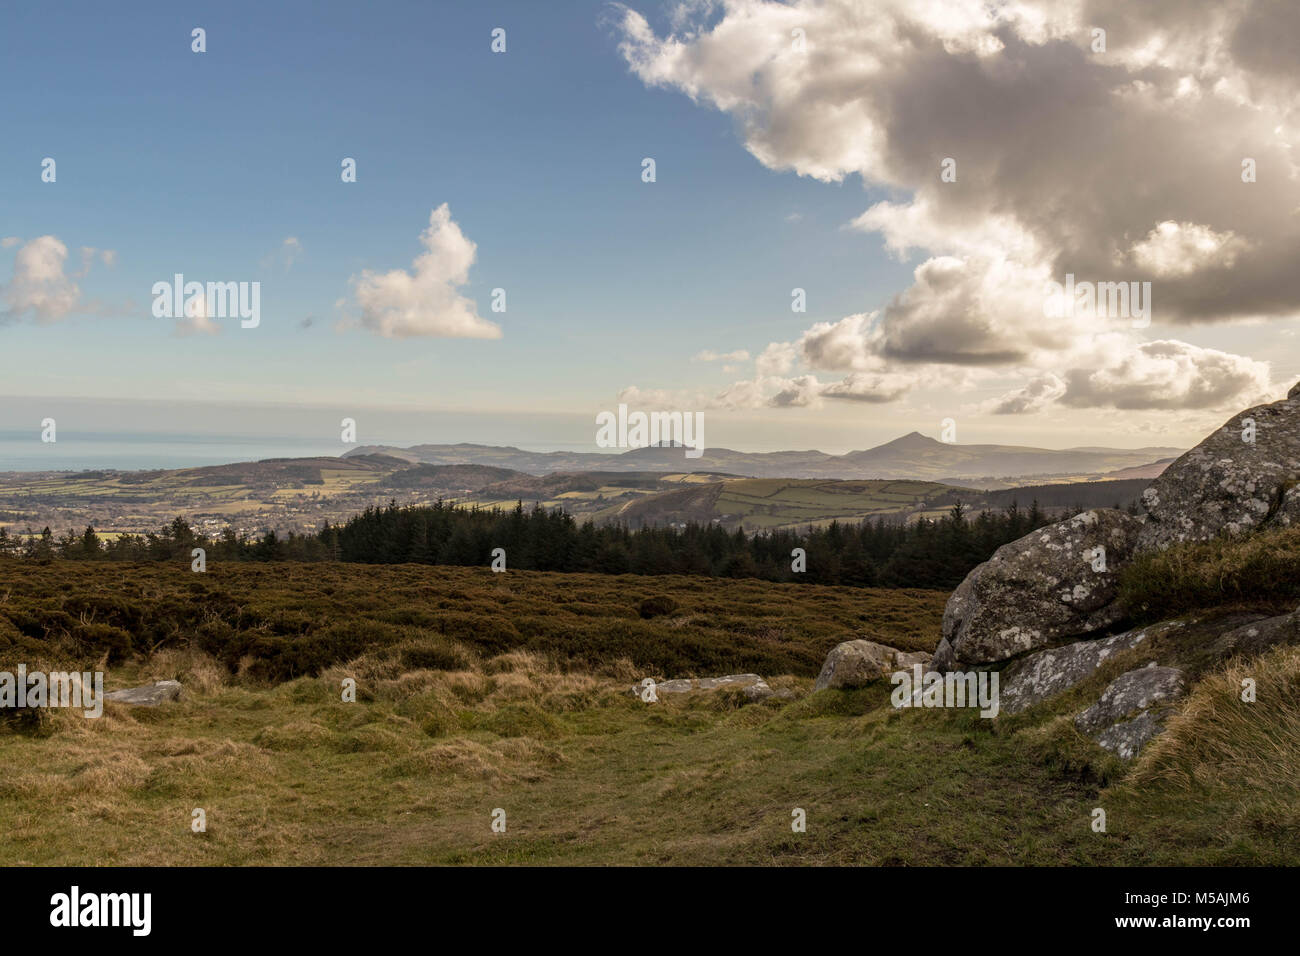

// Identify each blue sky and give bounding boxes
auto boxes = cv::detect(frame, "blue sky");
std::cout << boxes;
[3,0,1297,462]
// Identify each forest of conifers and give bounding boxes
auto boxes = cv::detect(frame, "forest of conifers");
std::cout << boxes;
[0,496,1123,590]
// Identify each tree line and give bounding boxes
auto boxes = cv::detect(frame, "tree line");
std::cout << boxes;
[0,496,1096,590]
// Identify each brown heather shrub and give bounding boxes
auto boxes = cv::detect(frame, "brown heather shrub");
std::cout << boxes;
[0,558,946,686]
[139,647,228,695]
[1119,524,1300,622]
[638,595,678,618]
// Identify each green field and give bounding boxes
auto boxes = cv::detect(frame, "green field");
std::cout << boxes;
[602,477,962,531]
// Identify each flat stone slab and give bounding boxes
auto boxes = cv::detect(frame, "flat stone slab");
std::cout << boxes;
[1207,607,1300,659]
[104,680,182,706]
[998,622,1174,714]
[630,674,777,701]
[1076,664,1186,735]
[1075,664,1187,759]
[1092,710,1171,760]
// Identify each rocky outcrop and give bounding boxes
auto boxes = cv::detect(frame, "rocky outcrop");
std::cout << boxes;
[935,509,1143,668]
[998,622,1175,714]
[104,680,182,706]
[1136,391,1300,553]
[1075,664,1187,759]
[813,640,930,691]
[923,383,1300,761]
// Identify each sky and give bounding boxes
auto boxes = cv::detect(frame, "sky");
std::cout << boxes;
[3,0,1300,467]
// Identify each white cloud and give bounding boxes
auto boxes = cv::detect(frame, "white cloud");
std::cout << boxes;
[1059,340,1272,410]
[1,236,81,323]
[349,205,501,339]
[768,374,824,407]
[261,237,302,272]
[693,348,751,362]
[614,0,1296,414]
[75,246,117,278]
[1128,221,1248,278]
[820,370,915,404]
[174,295,220,337]
[755,341,797,377]
[987,373,1068,415]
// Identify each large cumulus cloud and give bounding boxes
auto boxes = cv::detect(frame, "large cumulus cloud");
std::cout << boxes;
[614,0,1300,412]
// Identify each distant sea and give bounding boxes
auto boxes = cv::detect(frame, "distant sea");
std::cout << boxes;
[0,432,349,472]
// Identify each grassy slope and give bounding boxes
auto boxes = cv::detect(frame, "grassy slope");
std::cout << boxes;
[0,554,1296,866]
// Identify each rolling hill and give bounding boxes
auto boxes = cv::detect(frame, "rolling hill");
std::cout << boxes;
[345,434,1180,482]
[0,428,1174,537]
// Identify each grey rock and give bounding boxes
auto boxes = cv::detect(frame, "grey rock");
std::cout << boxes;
[1074,663,1188,759]
[813,639,932,691]
[1290,379,1300,399]
[630,673,775,701]
[1136,391,1300,552]
[1093,710,1171,760]
[941,509,1143,666]
[999,622,1174,714]
[103,680,182,707]
[1206,607,1300,659]
[1076,664,1186,735]
[931,636,956,673]
[1265,483,1300,529]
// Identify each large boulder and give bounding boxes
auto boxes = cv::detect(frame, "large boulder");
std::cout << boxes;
[1075,664,1187,759]
[813,640,930,691]
[935,509,1143,668]
[1136,389,1300,553]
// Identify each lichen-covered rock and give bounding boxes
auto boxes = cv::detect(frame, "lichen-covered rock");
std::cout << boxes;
[1092,710,1170,760]
[104,680,182,707]
[998,622,1176,714]
[630,673,775,701]
[1206,607,1300,659]
[1136,390,1300,553]
[938,509,1143,667]
[1075,664,1186,758]
[1265,484,1300,529]
[813,640,931,691]
[1076,664,1186,735]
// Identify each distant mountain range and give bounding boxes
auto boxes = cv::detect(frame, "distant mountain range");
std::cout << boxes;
[0,435,1177,536]
[345,433,1182,485]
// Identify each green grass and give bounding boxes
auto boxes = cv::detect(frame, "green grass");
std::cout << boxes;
[2,640,1294,865]
[1,557,1297,865]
